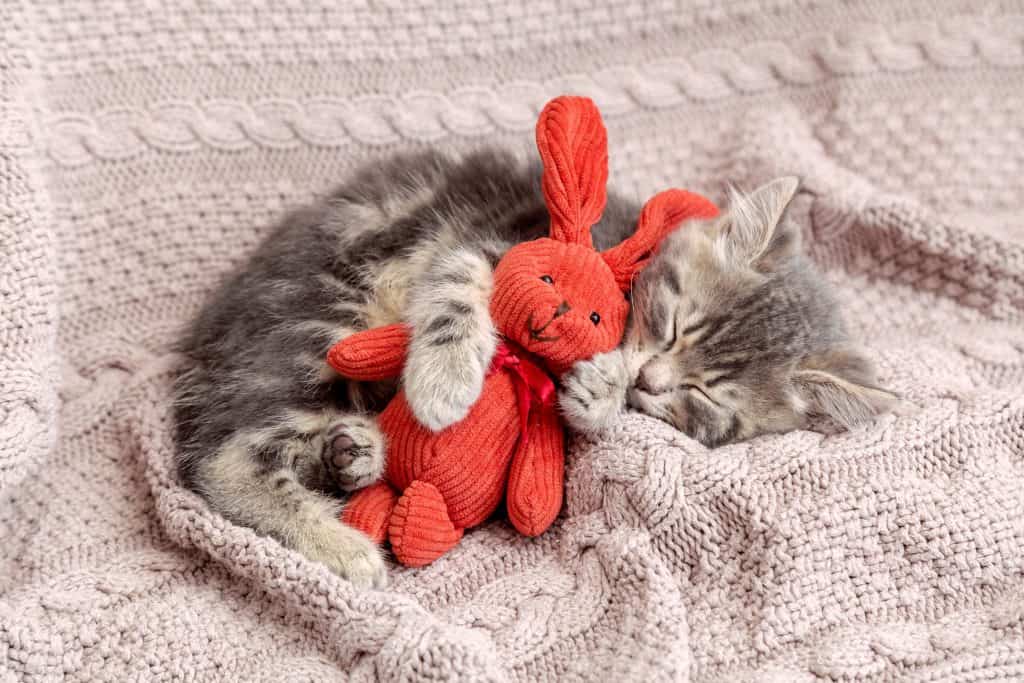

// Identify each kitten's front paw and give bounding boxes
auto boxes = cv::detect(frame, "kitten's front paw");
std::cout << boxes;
[559,350,630,434]
[323,416,385,492]
[305,521,388,589]
[404,248,497,432]
[404,344,490,432]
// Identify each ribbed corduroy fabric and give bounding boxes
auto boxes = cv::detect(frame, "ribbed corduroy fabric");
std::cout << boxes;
[505,408,564,536]
[339,369,522,567]
[602,188,720,291]
[333,97,717,567]
[325,323,410,381]
[489,238,630,376]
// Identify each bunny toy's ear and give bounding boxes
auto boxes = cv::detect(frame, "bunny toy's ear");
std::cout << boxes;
[602,189,719,291]
[536,96,609,248]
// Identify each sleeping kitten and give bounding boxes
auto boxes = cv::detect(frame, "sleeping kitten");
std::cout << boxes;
[175,154,891,588]
[560,177,897,446]
[173,148,638,587]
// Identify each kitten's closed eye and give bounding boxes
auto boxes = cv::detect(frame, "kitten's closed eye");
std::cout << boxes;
[679,383,715,404]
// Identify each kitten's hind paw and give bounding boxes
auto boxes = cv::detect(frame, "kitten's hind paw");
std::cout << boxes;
[302,520,389,589]
[323,416,385,492]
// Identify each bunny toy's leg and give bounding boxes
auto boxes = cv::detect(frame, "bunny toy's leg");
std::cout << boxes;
[506,408,565,537]
[388,480,464,567]
[342,481,399,545]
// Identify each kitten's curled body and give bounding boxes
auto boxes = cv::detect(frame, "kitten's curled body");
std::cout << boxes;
[173,148,637,586]
[175,150,895,586]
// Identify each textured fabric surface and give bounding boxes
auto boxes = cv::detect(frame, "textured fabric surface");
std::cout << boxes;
[2,1,1024,680]
[341,96,719,567]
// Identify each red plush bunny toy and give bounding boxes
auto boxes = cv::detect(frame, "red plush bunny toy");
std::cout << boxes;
[327,96,718,567]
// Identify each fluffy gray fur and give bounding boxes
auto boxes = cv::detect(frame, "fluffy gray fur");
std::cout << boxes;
[176,158,893,587]
[173,148,637,587]
[560,177,897,447]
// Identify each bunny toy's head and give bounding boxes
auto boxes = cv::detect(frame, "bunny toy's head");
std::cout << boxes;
[489,96,719,375]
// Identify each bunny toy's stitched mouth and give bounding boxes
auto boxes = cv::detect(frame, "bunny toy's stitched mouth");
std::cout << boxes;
[527,312,561,343]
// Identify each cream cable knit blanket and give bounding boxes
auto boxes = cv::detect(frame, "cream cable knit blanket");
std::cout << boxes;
[3,2,1024,681]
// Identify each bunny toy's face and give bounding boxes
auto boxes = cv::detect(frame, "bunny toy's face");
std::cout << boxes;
[489,238,629,376]
[486,94,719,376]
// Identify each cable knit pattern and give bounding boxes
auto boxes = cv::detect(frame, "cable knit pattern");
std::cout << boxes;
[2,1,1024,681]
[43,16,1024,167]
[1,15,60,492]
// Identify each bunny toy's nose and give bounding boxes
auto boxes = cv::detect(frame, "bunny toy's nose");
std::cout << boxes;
[527,302,570,343]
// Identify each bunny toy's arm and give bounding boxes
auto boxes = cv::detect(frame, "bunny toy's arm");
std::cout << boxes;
[326,323,410,381]
[505,407,565,537]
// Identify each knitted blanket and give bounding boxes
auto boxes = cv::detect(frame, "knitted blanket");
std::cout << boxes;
[3,1,1024,680]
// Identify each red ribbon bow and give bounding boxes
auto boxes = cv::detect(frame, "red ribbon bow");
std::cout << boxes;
[489,341,557,444]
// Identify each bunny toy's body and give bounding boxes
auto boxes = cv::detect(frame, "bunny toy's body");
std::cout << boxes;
[328,96,718,567]
[327,324,561,566]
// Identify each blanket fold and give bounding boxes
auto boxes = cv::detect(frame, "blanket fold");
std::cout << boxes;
[3,1,1023,680]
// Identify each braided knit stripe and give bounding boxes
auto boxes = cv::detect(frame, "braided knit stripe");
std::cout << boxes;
[43,15,1024,167]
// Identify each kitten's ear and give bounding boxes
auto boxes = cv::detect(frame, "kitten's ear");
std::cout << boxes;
[719,176,801,271]
[792,348,898,429]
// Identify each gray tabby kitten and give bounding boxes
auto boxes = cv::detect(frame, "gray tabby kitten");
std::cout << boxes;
[560,177,897,446]
[173,149,637,588]
[175,153,892,588]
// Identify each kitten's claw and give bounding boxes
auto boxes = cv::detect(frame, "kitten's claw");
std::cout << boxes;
[559,349,630,434]
[323,417,385,491]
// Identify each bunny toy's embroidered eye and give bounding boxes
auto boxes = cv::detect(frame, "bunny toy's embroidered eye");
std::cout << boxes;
[590,312,601,325]
[540,275,553,284]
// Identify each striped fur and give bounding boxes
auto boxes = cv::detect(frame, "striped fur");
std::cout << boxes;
[173,148,639,585]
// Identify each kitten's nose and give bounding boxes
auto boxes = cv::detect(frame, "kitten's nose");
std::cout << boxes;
[636,359,672,395]
[553,301,570,318]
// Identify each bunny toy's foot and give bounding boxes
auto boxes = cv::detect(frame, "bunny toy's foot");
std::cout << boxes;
[389,480,464,567]
[342,481,398,545]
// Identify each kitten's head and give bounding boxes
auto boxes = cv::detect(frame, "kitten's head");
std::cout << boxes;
[625,177,896,446]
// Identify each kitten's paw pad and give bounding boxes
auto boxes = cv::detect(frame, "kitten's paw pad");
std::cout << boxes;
[323,417,385,492]
[559,350,630,434]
